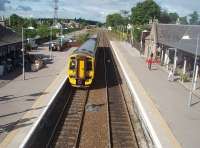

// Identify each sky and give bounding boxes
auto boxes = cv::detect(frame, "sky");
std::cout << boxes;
[0,0,199,22]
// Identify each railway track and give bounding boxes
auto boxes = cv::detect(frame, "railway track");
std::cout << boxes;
[78,42,110,147]
[49,32,139,148]
[101,32,139,148]
[106,48,138,147]
[28,31,143,148]
[48,89,89,147]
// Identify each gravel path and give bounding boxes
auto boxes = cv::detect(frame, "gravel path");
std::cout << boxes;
[79,47,109,148]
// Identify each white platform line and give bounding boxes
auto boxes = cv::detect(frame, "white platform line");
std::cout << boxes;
[20,77,68,148]
[110,43,162,148]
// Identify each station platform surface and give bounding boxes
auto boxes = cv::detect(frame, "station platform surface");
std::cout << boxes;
[110,41,200,148]
[0,44,74,147]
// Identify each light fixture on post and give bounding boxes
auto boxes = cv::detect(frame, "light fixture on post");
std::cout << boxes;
[186,34,200,107]
[127,24,132,44]
[50,26,53,59]
[21,26,35,80]
[22,27,25,80]
[141,30,148,55]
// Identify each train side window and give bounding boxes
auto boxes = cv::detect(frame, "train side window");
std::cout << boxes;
[86,61,92,71]
[70,60,76,69]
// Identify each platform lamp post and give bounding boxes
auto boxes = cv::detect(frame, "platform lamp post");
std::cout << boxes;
[117,25,119,39]
[188,34,200,107]
[123,25,126,40]
[121,25,123,40]
[173,48,177,77]
[119,25,122,40]
[127,24,132,43]
[130,26,134,46]
[140,30,148,55]
[22,27,25,80]
[50,26,53,59]
[21,26,35,80]
[60,26,63,47]
[121,25,124,40]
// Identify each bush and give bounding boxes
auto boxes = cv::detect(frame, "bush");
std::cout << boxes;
[180,73,189,82]
[77,33,90,45]
[25,43,32,51]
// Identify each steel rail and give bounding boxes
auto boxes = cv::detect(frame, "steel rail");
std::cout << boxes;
[105,32,140,147]
[109,42,139,147]
[103,31,139,148]
[19,77,68,148]
[50,89,89,147]
[46,88,73,147]
[102,35,112,148]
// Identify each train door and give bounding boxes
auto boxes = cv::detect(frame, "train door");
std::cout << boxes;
[77,58,85,79]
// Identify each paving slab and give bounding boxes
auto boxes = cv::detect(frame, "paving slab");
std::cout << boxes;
[0,44,75,146]
[0,29,91,147]
[110,41,200,148]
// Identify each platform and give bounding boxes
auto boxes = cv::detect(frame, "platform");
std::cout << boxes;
[0,44,74,147]
[110,41,200,148]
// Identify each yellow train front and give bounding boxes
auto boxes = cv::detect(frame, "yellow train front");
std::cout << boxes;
[68,37,97,87]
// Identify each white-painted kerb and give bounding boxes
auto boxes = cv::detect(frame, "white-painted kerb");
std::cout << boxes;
[20,77,68,148]
[111,43,162,148]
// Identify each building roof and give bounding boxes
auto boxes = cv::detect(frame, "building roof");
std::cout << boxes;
[0,25,21,47]
[156,23,200,55]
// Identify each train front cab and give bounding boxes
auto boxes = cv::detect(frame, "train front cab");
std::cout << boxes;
[68,55,94,87]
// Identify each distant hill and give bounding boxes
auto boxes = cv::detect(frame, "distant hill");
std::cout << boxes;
[36,18,102,26]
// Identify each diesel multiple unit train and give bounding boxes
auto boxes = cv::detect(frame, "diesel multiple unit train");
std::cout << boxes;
[68,35,97,87]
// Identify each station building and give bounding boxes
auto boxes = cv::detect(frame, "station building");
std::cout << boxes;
[144,21,200,85]
[0,21,22,75]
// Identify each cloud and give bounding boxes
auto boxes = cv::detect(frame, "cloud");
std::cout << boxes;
[57,0,140,22]
[17,0,40,2]
[16,5,32,11]
[155,0,199,16]
[0,0,10,11]
[1,0,200,22]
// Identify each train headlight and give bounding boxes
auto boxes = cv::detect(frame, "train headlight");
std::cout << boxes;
[69,74,76,78]
[89,71,93,76]
[86,76,92,79]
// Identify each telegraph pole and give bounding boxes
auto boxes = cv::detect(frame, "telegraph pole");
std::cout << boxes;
[22,27,25,80]
[54,0,58,25]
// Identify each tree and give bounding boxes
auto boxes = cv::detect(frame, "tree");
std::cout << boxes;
[10,14,24,29]
[120,10,129,18]
[131,0,161,25]
[168,12,179,23]
[159,11,179,24]
[179,16,188,25]
[37,24,50,38]
[24,29,37,38]
[160,10,171,23]
[189,11,199,25]
[106,13,124,27]
[30,18,37,28]
[120,10,130,25]
[96,22,102,27]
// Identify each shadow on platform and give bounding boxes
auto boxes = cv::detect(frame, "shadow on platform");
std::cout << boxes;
[0,106,45,118]
[0,117,36,134]
[0,92,48,103]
